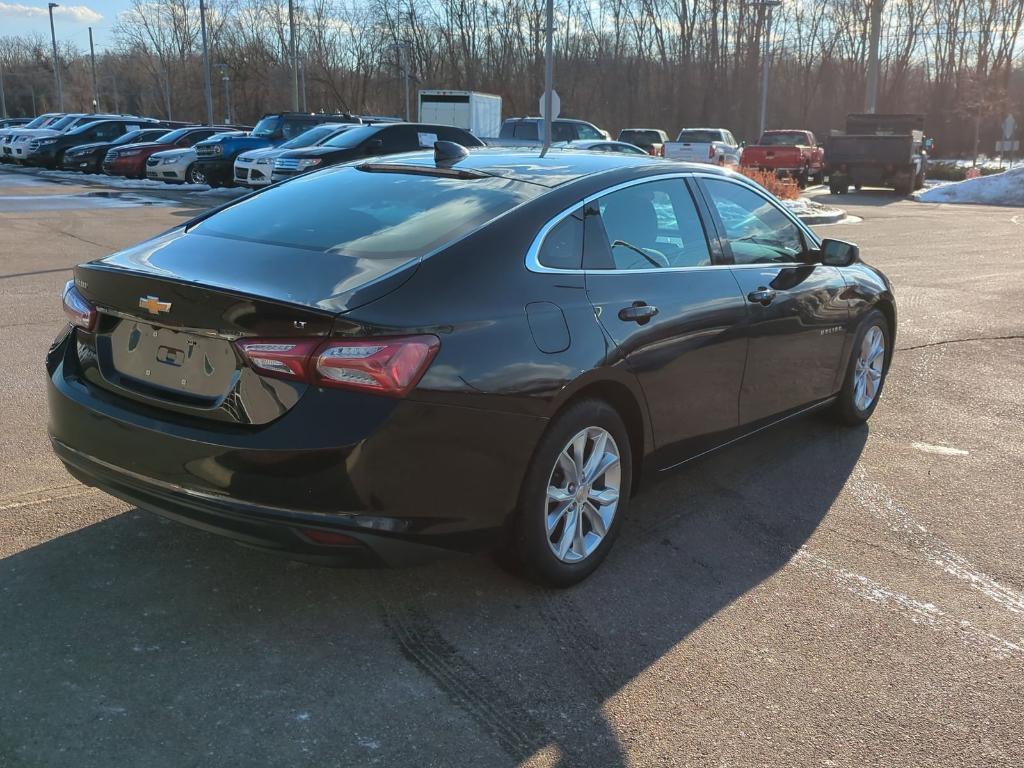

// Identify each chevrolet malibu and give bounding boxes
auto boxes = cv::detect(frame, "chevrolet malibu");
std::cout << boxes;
[48,148,894,586]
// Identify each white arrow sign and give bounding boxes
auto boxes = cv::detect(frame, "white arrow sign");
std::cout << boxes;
[539,90,561,121]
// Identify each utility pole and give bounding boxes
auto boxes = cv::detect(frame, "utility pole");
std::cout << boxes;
[0,57,7,118]
[88,27,99,112]
[541,0,554,153]
[756,0,781,138]
[865,0,883,113]
[198,0,214,124]
[396,43,411,120]
[47,3,63,111]
[299,59,307,112]
[289,0,299,111]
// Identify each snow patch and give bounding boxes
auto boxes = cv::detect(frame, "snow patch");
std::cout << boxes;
[915,165,1024,205]
[782,197,844,220]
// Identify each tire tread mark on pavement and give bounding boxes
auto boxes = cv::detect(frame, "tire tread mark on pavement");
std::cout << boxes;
[380,595,552,764]
[537,589,618,701]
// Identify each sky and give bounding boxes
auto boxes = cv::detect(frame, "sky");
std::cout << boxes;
[0,1,126,53]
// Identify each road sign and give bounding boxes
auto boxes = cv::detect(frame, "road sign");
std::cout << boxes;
[996,140,1020,152]
[539,90,561,121]
[1003,115,1017,140]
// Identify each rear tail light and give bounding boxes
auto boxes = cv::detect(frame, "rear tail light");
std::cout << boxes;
[708,145,716,159]
[62,280,96,331]
[235,335,440,397]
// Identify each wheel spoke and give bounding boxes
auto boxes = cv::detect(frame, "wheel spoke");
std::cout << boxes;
[556,449,578,485]
[589,451,620,482]
[581,430,608,481]
[547,485,572,503]
[572,506,587,556]
[582,502,608,537]
[589,487,619,506]
[570,431,588,478]
[556,507,577,559]
[547,500,572,534]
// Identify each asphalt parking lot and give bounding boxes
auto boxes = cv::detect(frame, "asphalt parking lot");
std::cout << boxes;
[1,167,1022,767]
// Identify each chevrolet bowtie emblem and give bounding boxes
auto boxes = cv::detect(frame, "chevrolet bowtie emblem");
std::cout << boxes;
[139,295,172,315]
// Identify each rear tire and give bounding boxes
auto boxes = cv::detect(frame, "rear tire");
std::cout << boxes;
[832,309,890,426]
[508,399,632,587]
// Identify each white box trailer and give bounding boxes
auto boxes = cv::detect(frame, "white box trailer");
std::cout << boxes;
[418,90,502,138]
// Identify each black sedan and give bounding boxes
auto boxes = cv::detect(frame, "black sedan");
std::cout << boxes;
[270,122,484,182]
[59,128,172,173]
[48,148,894,586]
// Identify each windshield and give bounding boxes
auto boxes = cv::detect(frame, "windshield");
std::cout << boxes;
[48,115,81,132]
[676,130,721,143]
[154,128,192,144]
[324,125,377,148]
[251,117,281,138]
[112,130,152,146]
[758,132,810,146]
[192,165,543,258]
[24,115,53,129]
[280,124,345,149]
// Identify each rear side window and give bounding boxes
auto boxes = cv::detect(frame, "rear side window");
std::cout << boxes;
[537,213,583,270]
[191,167,543,258]
[552,122,575,142]
[513,122,540,140]
[590,179,712,270]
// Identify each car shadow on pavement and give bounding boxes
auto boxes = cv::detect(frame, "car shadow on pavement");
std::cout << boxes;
[0,415,866,768]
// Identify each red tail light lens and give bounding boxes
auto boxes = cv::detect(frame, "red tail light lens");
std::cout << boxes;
[62,280,96,331]
[235,335,440,397]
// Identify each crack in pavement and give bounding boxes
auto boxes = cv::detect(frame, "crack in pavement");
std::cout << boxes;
[897,334,1024,352]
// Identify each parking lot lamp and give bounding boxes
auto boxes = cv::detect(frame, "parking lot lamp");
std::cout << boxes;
[48,3,63,111]
[198,0,214,125]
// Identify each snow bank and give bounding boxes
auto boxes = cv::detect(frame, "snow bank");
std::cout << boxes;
[782,197,844,220]
[915,165,1024,205]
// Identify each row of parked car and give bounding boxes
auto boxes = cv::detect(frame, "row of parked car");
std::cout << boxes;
[1,109,927,195]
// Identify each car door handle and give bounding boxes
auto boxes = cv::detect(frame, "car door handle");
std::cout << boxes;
[618,302,659,324]
[747,287,777,306]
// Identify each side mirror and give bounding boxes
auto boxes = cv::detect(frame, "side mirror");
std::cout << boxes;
[739,140,747,148]
[818,238,859,267]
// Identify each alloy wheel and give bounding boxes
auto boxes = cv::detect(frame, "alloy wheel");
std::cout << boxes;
[853,325,885,411]
[545,426,621,564]
[187,165,206,185]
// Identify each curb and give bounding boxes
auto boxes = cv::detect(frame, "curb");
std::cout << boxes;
[797,210,847,225]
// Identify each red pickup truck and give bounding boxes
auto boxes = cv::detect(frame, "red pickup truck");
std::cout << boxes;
[740,130,825,187]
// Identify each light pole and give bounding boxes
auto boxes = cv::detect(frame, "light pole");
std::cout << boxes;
[47,3,63,111]
[864,0,884,113]
[299,59,307,112]
[217,64,232,124]
[88,27,99,112]
[753,0,782,138]
[288,0,299,111]
[541,0,554,154]
[0,57,7,119]
[198,0,214,124]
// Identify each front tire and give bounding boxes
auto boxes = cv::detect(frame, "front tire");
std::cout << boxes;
[186,163,207,185]
[509,400,632,587]
[833,309,891,425]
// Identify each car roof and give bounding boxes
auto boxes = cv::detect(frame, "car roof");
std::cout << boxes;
[353,147,729,188]
[505,116,595,125]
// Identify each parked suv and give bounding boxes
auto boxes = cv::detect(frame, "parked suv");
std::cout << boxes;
[103,126,236,178]
[1,113,64,162]
[5,113,141,162]
[497,117,608,143]
[24,117,161,169]
[194,112,361,186]
[271,122,484,182]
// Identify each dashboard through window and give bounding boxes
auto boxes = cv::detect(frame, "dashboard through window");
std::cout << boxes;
[701,179,805,265]
[591,179,712,270]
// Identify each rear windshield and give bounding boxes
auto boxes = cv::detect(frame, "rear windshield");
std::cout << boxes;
[758,132,810,146]
[675,130,721,143]
[323,125,378,148]
[619,130,661,145]
[190,165,544,258]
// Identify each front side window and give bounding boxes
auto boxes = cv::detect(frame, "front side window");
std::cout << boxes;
[251,117,281,138]
[590,179,712,270]
[702,179,804,264]
[282,120,312,140]
[552,122,576,142]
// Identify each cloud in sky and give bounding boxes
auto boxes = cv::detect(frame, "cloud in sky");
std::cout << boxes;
[0,2,103,23]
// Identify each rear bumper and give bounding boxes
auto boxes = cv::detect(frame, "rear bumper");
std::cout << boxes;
[46,331,546,565]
